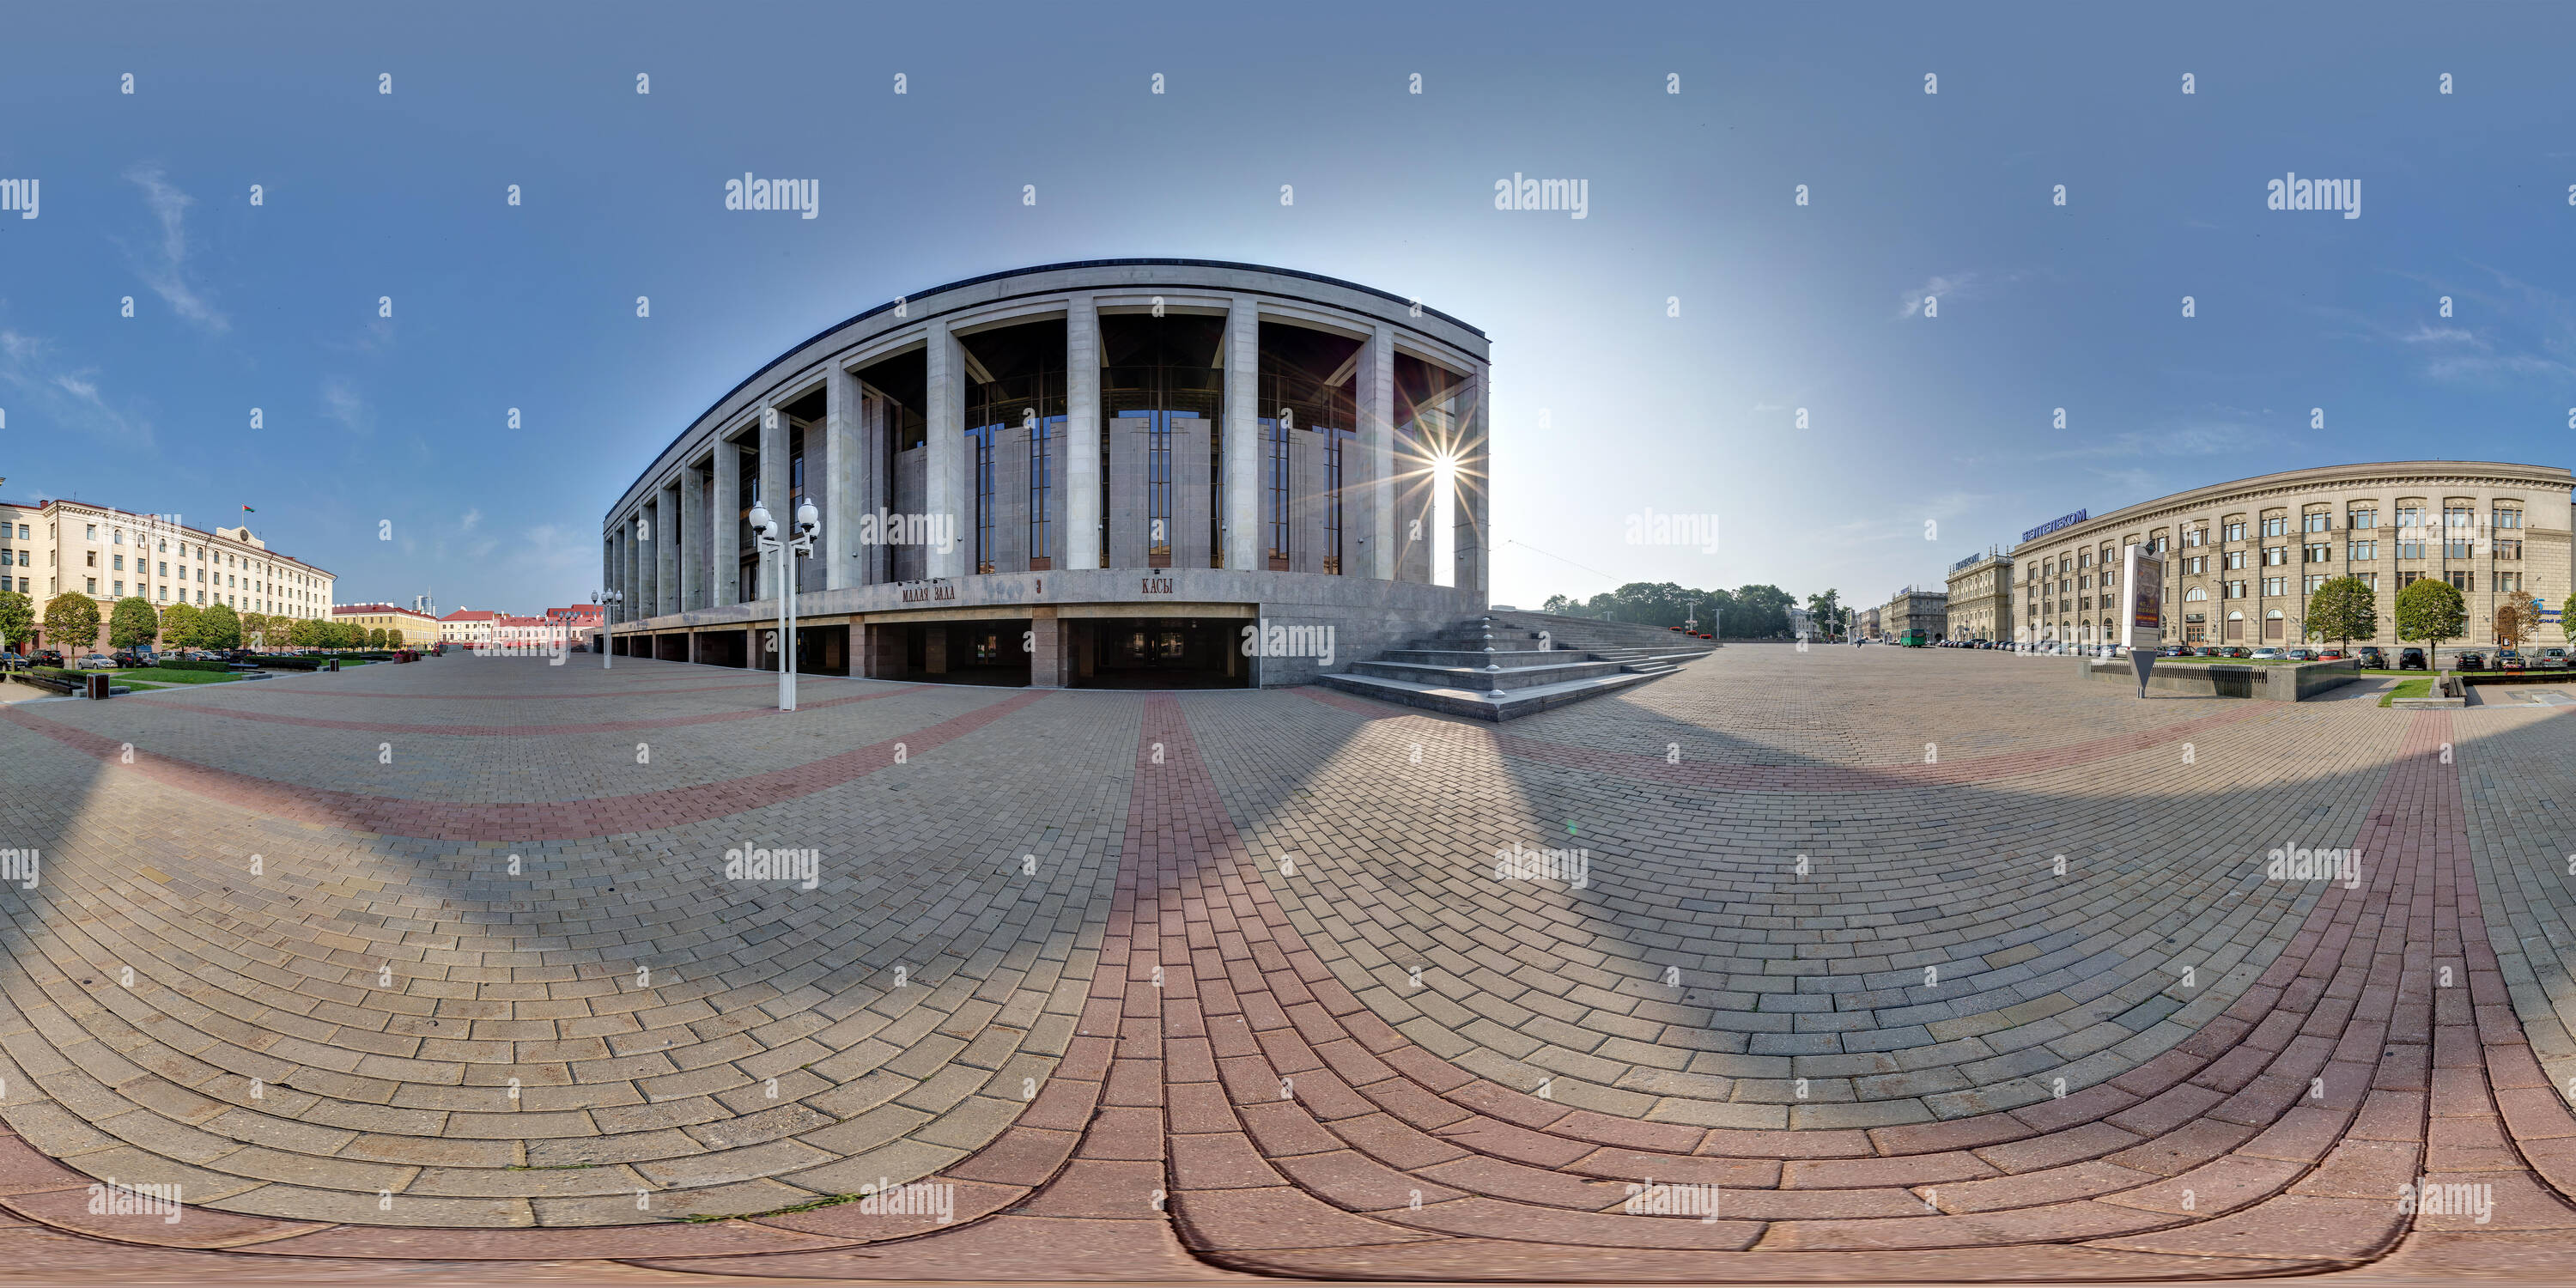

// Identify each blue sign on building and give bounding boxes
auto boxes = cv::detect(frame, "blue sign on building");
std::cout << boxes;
[2021,509,2089,544]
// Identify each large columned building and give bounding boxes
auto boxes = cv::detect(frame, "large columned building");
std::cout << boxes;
[600,260,1491,687]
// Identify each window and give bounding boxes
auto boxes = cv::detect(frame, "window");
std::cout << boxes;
[2184,555,2207,574]
[85,525,96,539]
[2262,516,2287,538]
[2184,528,2205,547]
[2184,585,2208,601]
[85,578,96,593]
[2304,574,2329,594]
[2263,576,2287,597]
[157,562,167,576]
[2497,571,2522,592]
[2349,507,2376,530]
[1322,432,1345,574]
[2079,551,2093,568]
[2494,508,2523,530]
[2263,546,2286,566]
[2397,537,2424,561]
[2224,521,2245,542]
[2445,569,2472,592]
[2224,550,2246,570]
[2396,505,2422,528]
[2225,580,2247,599]
[2444,505,2473,531]
[2445,534,2473,560]
[2397,571,2423,589]
[1265,416,1290,563]
[112,580,123,596]
[1029,416,1054,566]
[2348,539,2376,561]
[2304,544,2330,562]
[2303,513,2330,532]
[84,551,96,568]
[2078,574,2091,590]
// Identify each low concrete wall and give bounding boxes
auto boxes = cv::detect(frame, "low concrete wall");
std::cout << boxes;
[2082,657,2360,702]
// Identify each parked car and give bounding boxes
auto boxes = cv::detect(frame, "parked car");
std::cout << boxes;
[2222,646,2251,659]
[2455,652,2485,671]
[111,650,148,669]
[74,653,115,671]
[2397,647,2428,671]
[34,649,63,667]
[2500,649,2527,672]
[2251,647,2285,661]
[2318,649,2344,661]
[2540,648,2571,671]
[2358,647,2387,668]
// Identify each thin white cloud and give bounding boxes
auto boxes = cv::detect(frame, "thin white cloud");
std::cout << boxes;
[460,508,482,532]
[319,377,373,434]
[122,165,229,333]
[0,327,155,447]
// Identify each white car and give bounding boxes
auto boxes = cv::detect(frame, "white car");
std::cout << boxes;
[2250,647,2285,660]
[74,653,115,670]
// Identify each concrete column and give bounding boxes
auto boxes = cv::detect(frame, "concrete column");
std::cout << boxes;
[925,624,948,675]
[679,459,705,611]
[825,364,859,592]
[926,322,966,579]
[1359,325,1396,580]
[1458,366,1489,601]
[1224,295,1261,573]
[758,405,789,600]
[712,436,740,606]
[623,513,641,632]
[860,392,890,586]
[657,480,681,617]
[1030,607,1061,688]
[1065,295,1102,570]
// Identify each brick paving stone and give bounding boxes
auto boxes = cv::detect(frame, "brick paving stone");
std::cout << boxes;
[0,648,2573,1279]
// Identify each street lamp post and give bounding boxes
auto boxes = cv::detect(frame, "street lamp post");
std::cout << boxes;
[594,589,623,669]
[750,499,819,711]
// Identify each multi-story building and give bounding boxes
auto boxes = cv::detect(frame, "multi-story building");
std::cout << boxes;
[2011,460,2573,649]
[1884,587,1949,641]
[599,259,1489,688]
[334,603,442,647]
[546,605,604,637]
[0,498,335,653]
[1943,550,2014,643]
[439,609,502,648]
[1858,605,1881,641]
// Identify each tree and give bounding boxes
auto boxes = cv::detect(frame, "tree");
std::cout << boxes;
[160,602,201,650]
[2394,577,2467,668]
[1540,593,1571,613]
[108,597,160,653]
[200,602,242,650]
[368,627,389,649]
[1806,589,1843,641]
[2497,589,2539,648]
[240,611,270,649]
[287,617,319,649]
[2306,576,2378,657]
[0,589,33,653]
[43,592,100,656]
[2566,593,2576,645]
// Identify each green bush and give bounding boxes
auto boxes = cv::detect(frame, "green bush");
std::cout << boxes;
[154,658,234,673]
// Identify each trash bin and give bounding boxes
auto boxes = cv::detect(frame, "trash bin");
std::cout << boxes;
[327,658,341,672]
[86,673,109,700]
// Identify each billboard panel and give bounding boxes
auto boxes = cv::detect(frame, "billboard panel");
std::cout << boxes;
[2122,544,2164,650]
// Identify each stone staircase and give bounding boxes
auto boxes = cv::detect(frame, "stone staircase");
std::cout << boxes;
[1315,614,1715,720]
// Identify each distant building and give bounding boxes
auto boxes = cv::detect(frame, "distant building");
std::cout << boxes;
[439,608,503,648]
[1884,586,1949,641]
[547,604,604,633]
[1943,550,2014,643]
[335,603,441,647]
[1859,606,1881,640]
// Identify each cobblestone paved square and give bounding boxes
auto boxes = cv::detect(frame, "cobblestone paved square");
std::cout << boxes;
[2,646,2573,1280]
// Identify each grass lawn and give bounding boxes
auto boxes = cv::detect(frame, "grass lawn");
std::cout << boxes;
[2379,677,2435,708]
[111,667,242,686]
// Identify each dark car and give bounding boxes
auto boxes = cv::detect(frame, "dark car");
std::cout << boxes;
[2358,647,2387,668]
[34,649,64,667]
[2500,649,2527,672]
[112,650,148,669]
[2397,647,2428,671]
[2287,648,2315,661]
[2222,646,2252,659]
[2456,651,2485,671]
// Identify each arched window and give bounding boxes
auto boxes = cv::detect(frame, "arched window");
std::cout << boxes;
[2184,586,2207,601]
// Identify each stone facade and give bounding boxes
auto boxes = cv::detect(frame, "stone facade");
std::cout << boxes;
[1884,587,1949,641]
[2011,460,2574,649]
[602,261,1493,687]
[0,498,335,653]
[1943,553,2014,642]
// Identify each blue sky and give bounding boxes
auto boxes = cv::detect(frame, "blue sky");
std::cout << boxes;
[3,1,2571,613]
